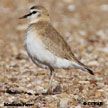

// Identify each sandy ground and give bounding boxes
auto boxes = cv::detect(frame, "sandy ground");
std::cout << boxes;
[0,0,108,107]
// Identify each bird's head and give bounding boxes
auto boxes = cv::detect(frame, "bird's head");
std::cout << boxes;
[19,5,50,24]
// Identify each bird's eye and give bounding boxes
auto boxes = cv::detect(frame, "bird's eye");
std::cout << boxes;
[32,11,37,14]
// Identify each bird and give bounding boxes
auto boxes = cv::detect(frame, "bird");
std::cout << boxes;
[19,5,94,94]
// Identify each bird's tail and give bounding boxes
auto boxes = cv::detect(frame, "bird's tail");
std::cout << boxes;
[71,61,94,75]
[70,52,94,75]
[83,67,94,75]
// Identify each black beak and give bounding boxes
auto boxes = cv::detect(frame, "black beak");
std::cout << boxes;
[19,13,32,19]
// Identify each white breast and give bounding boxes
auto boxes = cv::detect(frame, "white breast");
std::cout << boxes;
[26,30,44,58]
[25,29,55,67]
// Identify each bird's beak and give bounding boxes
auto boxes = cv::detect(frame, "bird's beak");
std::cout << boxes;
[19,13,32,19]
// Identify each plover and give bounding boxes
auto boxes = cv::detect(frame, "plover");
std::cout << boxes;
[20,5,94,94]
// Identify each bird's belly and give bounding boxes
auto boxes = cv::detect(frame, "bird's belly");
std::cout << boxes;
[25,34,55,67]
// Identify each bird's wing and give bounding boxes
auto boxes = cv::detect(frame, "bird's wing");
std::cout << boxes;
[41,23,79,61]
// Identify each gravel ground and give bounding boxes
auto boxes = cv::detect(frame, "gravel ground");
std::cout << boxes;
[0,0,108,108]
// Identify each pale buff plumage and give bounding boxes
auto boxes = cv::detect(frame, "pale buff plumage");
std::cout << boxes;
[20,5,94,94]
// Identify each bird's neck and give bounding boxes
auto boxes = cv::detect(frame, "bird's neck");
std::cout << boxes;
[28,20,49,33]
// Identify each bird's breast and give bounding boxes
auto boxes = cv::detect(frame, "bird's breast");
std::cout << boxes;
[26,30,44,58]
[25,30,55,65]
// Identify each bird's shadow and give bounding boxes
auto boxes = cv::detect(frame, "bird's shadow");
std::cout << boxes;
[4,88,61,96]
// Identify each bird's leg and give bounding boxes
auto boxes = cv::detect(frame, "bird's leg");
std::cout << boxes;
[46,68,54,94]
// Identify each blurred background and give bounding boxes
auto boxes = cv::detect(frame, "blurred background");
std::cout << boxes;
[0,0,108,107]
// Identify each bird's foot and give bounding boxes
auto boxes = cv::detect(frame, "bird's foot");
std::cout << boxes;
[46,88,53,95]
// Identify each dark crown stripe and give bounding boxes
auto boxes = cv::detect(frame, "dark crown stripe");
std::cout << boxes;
[30,6,36,9]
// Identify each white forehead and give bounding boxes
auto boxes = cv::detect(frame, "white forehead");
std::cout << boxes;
[30,9,40,13]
